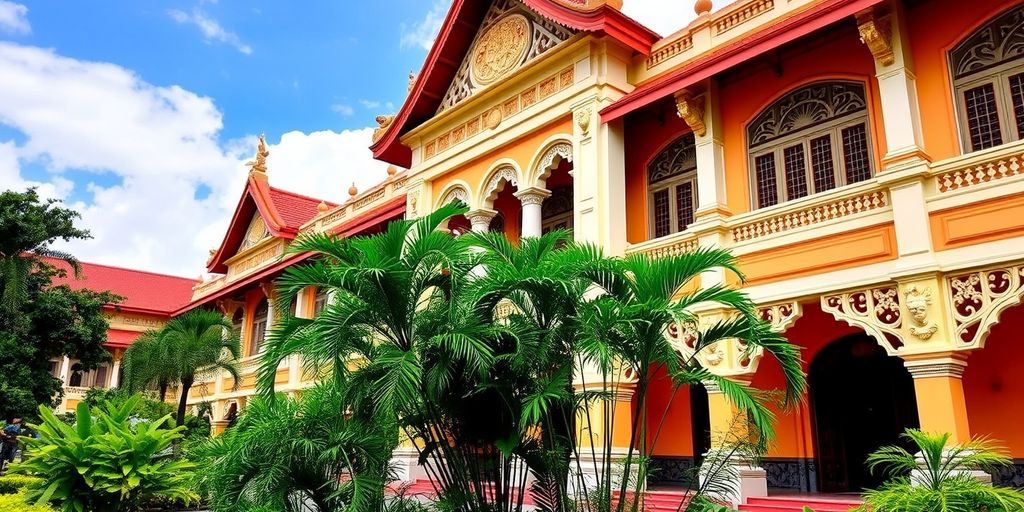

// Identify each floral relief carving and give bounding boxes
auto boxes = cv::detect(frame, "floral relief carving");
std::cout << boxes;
[949,5,1024,80]
[471,14,531,86]
[439,186,470,207]
[856,12,894,66]
[821,285,903,353]
[674,90,706,137]
[948,265,1024,348]
[904,285,939,341]
[485,166,519,201]
[747,81,868,148]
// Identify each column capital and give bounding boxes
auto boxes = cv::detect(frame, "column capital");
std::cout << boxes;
[514,186,551,206]
[465,208,497,233]
[904,353,969,379]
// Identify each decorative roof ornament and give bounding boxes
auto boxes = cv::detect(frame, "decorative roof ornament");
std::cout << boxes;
[317,200,330,213]
[387,165,398,178]
[408,72,417,93]
[372,115,396,144]
[550,0,623,11]
[695,0,713,15]
[348,183,359,199]
[247,134,270,174]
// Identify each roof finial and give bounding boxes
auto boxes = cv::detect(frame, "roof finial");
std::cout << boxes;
[408,71,417,93]
[387,165,398,179]
[317,200,330,212]
[695,0,713,15]
[247,134,270,174]
[348,182,358,199]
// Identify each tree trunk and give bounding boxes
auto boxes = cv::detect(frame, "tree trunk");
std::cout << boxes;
[176,376,193,429]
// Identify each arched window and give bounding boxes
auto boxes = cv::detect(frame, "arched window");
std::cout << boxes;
[648,133,698,238]
[747,81,873,209]
[949,5,1024,153]
[313,288,329,315]
[541,185,574,235]
[249,299,269,356]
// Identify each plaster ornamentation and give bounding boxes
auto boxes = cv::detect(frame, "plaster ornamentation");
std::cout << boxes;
[575,108,592,135]
[471,14,531,86]
[948,5,1024,80]
[485,166,519,201]
[537,142,573,182]
[904,285,939,341]
[372,115,395,144]
[935,144,1024,192]
[409,196,419,217]
[948,265,1024,348]
[227,241,285,280]
[647,35,694,69]
[748,81,868,148]
[648,133,696,184]
[515,187,551,206]
[731,190,888,242]
[856,13,895,67]
[215,299,245,316]
[353,188,386,211]
[246,134,270,174]
[822,286,903,353]
[465,209,498,231]
[108,313,163,330]
[439,186,469,206]
[757,302,803,332]
[674,90,706,137]
[240,215,269,251]
[633,234,700,259]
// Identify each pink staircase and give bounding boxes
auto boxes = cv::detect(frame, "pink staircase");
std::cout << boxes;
[738,496,862,512]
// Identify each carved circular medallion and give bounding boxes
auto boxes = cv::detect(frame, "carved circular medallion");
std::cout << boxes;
[244,216,267,247]
[470,14,530,86]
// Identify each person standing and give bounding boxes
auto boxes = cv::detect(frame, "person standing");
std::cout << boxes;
[0,416,22,474]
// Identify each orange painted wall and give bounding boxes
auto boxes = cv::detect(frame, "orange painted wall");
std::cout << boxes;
[427,117,572,207]
[624,106,691,244]
[929,191,1024,250]
[242,286,269,357]
[717,26,884,215]
[751,302,861,458]
[905,0,1020,162]
[964,303,1024,457]
[644,365,696,456]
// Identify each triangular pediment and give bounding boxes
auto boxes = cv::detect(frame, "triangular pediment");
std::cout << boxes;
[437,0,577,113]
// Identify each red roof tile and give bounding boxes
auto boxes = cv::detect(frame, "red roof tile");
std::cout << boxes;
[47,258,195,315]
[267,186,336,229]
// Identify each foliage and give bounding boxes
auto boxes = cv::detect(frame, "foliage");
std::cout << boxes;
[12,395,198,512]
[0,188,119,421]
[191,381,396,512]
[0,475,44,494]
[122,309,241,429]
[0,491,58,512]
[257,204,806,512]
[858,429,1024,512]
[82,387,211,444]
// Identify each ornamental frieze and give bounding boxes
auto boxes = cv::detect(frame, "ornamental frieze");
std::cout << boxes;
[108,313,164,331]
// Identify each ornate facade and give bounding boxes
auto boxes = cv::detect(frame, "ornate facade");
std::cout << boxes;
[364,0,1024,504]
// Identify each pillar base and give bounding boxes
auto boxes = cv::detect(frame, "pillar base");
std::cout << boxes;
[911,450,993,487]
[699,450,767,507]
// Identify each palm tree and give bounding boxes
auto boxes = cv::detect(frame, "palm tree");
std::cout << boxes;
[859,429,1024,512]
[123,309,241,427]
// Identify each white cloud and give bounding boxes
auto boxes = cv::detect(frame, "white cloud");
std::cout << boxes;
[621,1,698,37]
[0,42,391,276]
[168,8,252,55]
[331,103,355,116]
[0,1,29,35]
[400,1,446,51]
[359,99,381,109]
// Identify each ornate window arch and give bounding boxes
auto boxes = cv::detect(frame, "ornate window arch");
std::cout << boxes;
[249,299,269,356]
[948,5,1024,153]
[648,133,698,238]
[481,164,520,205]
[437,184,471,208]
[534,141,573,184]
[747,80,874,209]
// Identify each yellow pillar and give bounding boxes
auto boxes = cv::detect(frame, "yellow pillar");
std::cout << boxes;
[609,384,636,450]
[706,378,752,447]
[904,354,971,444]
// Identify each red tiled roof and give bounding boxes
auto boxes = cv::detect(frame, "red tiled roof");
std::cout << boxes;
[47,258,195,315]
[105,329,144,348]
[268,186,337,229]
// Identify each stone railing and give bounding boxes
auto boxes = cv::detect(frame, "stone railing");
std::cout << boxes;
[304,172,408,234]
[729,186,889,243]
[625,229,700,258]
[931,140,1024,193]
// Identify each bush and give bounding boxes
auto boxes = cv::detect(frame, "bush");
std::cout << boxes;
[0,492,57,512]
[12,395,198,512]
[0,475,43,494]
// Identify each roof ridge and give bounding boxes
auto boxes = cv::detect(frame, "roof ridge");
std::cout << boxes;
[267,185,337,206]
[47,258,195,282]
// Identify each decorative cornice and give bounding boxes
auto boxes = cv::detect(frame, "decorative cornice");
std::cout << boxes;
[903,355,968,379]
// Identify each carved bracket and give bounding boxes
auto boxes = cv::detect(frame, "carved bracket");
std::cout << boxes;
[674,90,706,137]
[821,285,903,354]
[856,12,894,67]
[665,311,762,376]
[948,265,1024,349]
[757,302,803,333]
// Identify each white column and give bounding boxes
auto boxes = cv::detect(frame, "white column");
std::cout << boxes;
[58,356,71,385]
[515,187,551,239]
[572,96,627,255]
[110,354,121,388]
[465,209,497,233]
[686,81,728,215]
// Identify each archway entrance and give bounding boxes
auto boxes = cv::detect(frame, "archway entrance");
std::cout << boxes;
[810,333,919,493]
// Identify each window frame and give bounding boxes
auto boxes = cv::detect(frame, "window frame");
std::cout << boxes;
[952,59,1024,153]
[648,171,699,239]
[748,114,874,209]
[249,300,269,356]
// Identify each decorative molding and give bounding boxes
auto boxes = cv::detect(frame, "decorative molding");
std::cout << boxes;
[466,208,498,232]
[948,265,1024,348]
[107,313,164,331]
[935,145,1024,193]
[629,232,700,259]
[903,356,968,379]
[515,186,551,206]
[353,188,387,211]
[904,285,939,341]
[674,90,706,137]
[537,142,573,182]
[575,108,591,135]
[648,133,696,184]
[757,302,802,332]
[821,285,903,353]
[372,115,395,144]
[856,12,894,67]
[747,81,868,148]
[731,190,888,242]
[712,0,774,35]
[226,240,285,280]
[484,166,520,202]
[438,185,470,207]
[949,5,1024,80]
[470,13,531,86]
[424,66,575,161]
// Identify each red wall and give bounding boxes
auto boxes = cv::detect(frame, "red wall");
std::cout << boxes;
[643,365,696,456]
[964,303,1024,457]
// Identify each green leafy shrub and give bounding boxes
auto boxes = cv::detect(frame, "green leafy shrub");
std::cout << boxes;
[12,395,198,512]
[0,475,43,494]
[0,491,57,511]
[858,429,1024,512]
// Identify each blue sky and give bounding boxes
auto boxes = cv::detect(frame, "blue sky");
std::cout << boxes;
[0,0,680,276]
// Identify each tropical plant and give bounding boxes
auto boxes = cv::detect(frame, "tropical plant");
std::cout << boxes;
[256,204,805,512]
[122,308,241,428]
[12,395,198,512]
[0,491,57,512]
[191,381,396,512]
[0,474,43,494]
[858,429,1024,512]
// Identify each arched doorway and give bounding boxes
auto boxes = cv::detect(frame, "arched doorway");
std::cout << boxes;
[809,333,919,493]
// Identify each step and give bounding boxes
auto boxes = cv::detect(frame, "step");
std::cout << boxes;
[740,496,862,512]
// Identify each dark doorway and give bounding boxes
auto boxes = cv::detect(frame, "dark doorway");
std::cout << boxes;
[810,333,919,493]
[690,384,711,468]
